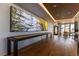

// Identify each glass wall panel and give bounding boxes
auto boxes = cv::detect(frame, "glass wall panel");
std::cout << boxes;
[60,24,64,35]
[65,24,69,32]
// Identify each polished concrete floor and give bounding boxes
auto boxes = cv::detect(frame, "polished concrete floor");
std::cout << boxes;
[16,35,77,56]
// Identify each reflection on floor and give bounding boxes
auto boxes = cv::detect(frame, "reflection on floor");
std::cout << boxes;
[52,35,77,56]
[17,35,77,56]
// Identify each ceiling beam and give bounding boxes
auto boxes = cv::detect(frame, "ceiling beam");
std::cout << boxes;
[73,11,79,22]
[56,18,74,23]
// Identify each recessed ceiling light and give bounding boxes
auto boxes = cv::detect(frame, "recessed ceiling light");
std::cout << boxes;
[53,5,57,7]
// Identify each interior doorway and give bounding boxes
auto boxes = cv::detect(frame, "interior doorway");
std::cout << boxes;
[54,26,59,35]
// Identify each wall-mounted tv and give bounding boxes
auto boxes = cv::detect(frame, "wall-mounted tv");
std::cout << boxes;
[10,6,48,32]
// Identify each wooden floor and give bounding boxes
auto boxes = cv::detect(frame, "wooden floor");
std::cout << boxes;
[15,36,77,56]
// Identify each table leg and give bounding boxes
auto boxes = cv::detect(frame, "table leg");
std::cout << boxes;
[50,34,52,38]
[77,43,79,55]
[13,41,18,56]
[46,34,48,40]
[41,35,42,40]
[7,40,11,55]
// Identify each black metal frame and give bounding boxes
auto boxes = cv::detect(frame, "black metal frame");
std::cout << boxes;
[7,33,52,56]
[10,6,13,32]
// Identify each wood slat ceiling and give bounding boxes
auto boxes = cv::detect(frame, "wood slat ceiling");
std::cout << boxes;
[43,3,79,20]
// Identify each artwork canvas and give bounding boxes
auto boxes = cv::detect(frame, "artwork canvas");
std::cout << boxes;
[10,6,48,32]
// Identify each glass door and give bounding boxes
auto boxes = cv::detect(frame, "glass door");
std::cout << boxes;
[60,24,65,35]
[60,23,74,36]
[60,24,70,36]
[70,24,74,36]
[65,24,69,32]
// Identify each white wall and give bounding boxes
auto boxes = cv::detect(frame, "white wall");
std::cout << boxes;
[0,3,53,55]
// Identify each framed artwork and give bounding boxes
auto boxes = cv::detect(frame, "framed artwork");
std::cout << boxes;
[10,6,48,32]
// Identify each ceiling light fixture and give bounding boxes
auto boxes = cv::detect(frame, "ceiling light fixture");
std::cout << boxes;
[38,3,56,23]
[53,5,57,7]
